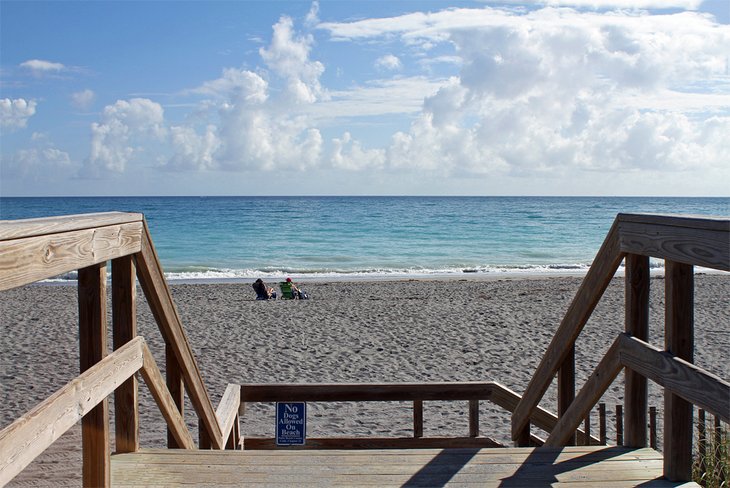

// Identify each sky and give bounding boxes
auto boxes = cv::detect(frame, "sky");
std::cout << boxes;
[1,0,729,197]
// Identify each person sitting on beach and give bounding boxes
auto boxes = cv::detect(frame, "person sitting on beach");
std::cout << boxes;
[252,278,277,300]
[284,277,308,299]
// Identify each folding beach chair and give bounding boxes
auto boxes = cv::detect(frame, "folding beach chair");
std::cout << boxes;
[279,281,297,299]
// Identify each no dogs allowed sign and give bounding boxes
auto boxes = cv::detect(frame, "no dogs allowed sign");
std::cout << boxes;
[276,402,306,446]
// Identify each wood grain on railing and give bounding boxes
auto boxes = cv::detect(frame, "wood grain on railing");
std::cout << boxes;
[512,220,624,442]
[135,221,223,449]
[215,384,241,449]
[619,335,729,422]
[0,221,143,291]
[545,336,623,447]
[618,213,730,271]
[0,212,143,241]
[112,256,139,454]
[0,338,145,486]
[140,345,196,449]
[624,253,650,448]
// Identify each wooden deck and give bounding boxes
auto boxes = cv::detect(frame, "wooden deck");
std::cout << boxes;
[111,446,699,487]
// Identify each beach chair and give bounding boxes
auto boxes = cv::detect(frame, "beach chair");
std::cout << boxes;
[279,281,297,299]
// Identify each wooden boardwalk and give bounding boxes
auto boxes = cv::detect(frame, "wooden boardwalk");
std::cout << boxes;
[111,446,699,487]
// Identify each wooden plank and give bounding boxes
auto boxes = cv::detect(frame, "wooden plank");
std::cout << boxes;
[242,436,505,450]
[545,335,624,447]
[512,219,624,440]
[664,260,694,482]
[112,256,139,454]
[0,221,143,291]
[216,384,241,446]
[0,338,144,486]
[469,400,479,437]
[618,217,729,271]
[617,213,730,232]
[624,253,649,448]
[135,220,223,449]
[618,335,728,422]
[0,212,143,240]
[240,382,498,402]
[165,342,184,449]
[139,343,196,450]
[78,263,110,488]
[558,345,576,445]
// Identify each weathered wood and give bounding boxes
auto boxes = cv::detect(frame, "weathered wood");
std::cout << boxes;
[139,344,196,450]
[112,256,139,454]
[583,415,591,446]
[697,409,706,480]
[624,253,649,448]
[78,263,110,488]
[242,436,504,450]
[512,219,624,440]
[0,211,143,240]
[469,400,479,438]
[618,334,729,422]
[413,400,423,438]
[241,382,498,402]
[0,221,143,291]
[216,384,241,448]
[545,336,623,447]
[599,403,607,445]
[618,213,730,272]
[111,446,671,487]
[558,346,576,446]
[135,220,223,449]
[165,342,184,449]
[663,260,694,482]
[0,338,144,487]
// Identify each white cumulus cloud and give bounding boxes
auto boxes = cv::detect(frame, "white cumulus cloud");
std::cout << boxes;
[83,98,165,175]
[0,98,37,130]
[20,59,66,76]
[3,147,72,179]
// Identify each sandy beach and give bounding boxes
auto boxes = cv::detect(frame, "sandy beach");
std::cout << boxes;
[2,274,728,486]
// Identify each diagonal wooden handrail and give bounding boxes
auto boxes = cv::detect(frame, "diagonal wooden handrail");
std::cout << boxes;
[0,337,195,486]
[135,220,224,449]
[512,219,625,440]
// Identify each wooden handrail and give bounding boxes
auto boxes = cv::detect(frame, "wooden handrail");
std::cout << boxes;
[135,220,224,449]
[216,384,241,447]
[0,338,144,484]
[511,219,625,440]
[0,336,197,486]
[512,213,730,443]
[240,382,600,445]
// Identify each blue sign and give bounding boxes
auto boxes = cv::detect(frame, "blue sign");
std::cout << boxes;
[276,402,306,446]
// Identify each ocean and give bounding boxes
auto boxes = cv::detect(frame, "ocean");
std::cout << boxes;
[1,196,728,281]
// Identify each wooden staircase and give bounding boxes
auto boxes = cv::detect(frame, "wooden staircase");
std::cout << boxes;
[1,212,727,487]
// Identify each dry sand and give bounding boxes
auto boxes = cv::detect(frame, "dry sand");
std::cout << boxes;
[2,274,729,486]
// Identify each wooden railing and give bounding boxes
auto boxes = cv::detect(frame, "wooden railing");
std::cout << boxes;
[0,212,236,487]
[235,382,599,449]
[511,213,730,482]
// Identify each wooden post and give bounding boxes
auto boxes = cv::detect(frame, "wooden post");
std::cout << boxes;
[166,342,185,448]
[515,423,530,447]
[616,404,623,446]
[558,345,576,446]
[78,262,110,487]
[413,400,423,438]
[716,416,726,486]
[584,414,591,446]
[649,406,657,450]
[599,403,607,445]
[664,261,694,481]
[624,254,649,448]
[469,400,479,438]
[112,256,139,453]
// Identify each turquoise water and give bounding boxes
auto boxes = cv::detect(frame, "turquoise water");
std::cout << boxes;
[1,196,727,280]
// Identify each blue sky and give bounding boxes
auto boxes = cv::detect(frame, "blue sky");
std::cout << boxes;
[1,0,729,196]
